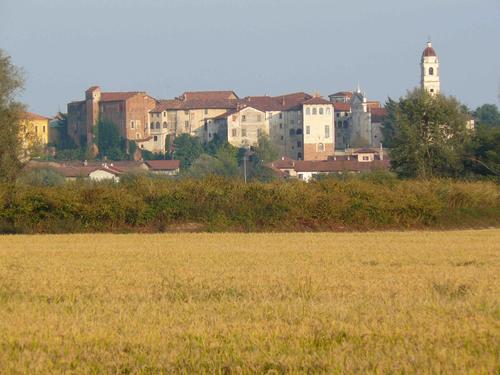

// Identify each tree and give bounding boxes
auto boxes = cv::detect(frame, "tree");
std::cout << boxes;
[388,88,471,178]
[97,118,125,160]
[474,104,500,127]
[0,49,25,182]
[466,124,500,176]
[173,134,203,168]
[243,135,279,182]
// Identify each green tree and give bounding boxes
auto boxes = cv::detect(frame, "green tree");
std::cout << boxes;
[173,134,203,168]
[97,119,125,160]
[466,124,500,176]
[0,49,25,182]
[474,104,500,127]
[381,97,398,148]
[388,88,471,178]
[243,135,279,182]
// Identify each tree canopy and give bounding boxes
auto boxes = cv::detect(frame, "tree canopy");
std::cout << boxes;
[0,49,25,182]
[385,88,471,178]
[474,104,500,127]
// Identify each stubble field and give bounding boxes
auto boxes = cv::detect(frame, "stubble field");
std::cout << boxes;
[0,230,499,373]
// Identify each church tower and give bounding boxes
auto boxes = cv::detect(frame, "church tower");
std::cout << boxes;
[421,41,440,95]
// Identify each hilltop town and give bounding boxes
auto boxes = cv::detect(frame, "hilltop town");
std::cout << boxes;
[20,41,488,181]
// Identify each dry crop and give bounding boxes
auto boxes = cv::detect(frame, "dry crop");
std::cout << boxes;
[0,230,499,373]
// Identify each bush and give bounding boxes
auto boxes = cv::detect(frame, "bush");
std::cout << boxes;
[0,177,498,233]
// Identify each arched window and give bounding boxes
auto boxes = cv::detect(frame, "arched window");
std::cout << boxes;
[319,108,324,115]
[429,67,434,75]
[306,108,310,115]
[312,108,317,115]
[156,122,160,129]
[150,122,154,130]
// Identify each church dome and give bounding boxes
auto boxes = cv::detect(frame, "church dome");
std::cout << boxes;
[422,42,437,57]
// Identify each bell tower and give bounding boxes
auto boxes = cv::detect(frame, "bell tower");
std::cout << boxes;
[421,41,440,95]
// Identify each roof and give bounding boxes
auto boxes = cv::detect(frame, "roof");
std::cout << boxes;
[370,107,387,122]
[24,112,51,121]
[100,92,145,102]
[422,42,437,57]
[180,91,239,101]
[332,102,351,112]
[145,160,181,170]
[354,147,379,154]
[302,96,332,105]
[329,91,353,98]
[294,160,390,173]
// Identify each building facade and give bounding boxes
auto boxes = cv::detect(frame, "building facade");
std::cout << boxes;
[20,112,50,149]
[67,86,157,149]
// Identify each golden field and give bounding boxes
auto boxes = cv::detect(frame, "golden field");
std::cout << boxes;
[0,230,499,374]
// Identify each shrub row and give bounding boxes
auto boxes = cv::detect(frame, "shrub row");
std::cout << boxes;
[0,177,498,233]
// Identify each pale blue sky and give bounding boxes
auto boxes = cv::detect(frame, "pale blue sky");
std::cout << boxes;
[1,0,499,115]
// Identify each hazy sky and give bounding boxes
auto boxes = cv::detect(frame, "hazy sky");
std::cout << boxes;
[1,0,499,115]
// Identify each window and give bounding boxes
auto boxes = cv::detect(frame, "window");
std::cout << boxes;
[319,108,324,115]
[257,128,262,137]
[291,119,295,124]
[430,89,434,93]
[337,121,342,128]
[257,114,262,121]
[156,122,160,129]
[279,123,283,129]
[289,129,295,136]
[298,173,303,179]
[150,122,154,129]
[297,152,302,160]
[242,128,247,137]
[43,126,46,133]
[130,121,135,129]
[154,136,158,142]
[318,143,325,152]
[296,129,303,135]
[429,67,434,75]
[35,126,38,134]
[163,112,166,117]
[306,108,310,115]
[232,129,237,137]
[136,133,140,139]
[363,156,369,161]
[184,121,189,130]
[279,113,283,119]
[297,141,302,147]
[336,113,340,118]
[204,109,208,115]
[326,107,331,115]
[163,122,167,129]
[280,136,284,140]
[325,125,330,138]
[306,126,310,135]
[312,108,317,115]
[184,110,189,115]
[242,115,246,122]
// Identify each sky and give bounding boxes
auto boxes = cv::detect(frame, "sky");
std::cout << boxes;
[1,0,499,115]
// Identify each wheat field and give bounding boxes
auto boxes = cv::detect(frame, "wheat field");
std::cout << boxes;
[0,230,499,374]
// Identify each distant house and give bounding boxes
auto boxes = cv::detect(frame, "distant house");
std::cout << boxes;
[25,159,180,182]
[269,148,390,181]
[20,112,50,149]
[145,160,181,175]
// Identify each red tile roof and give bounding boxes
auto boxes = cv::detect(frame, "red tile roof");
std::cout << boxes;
[24,112,51,121]
[370,107,387,122]
[302,96,332,105]
[330,91,353,98]
[100,92,145,102]
[181,91,239,101]
[332,103,351,112]
[145,160,180,170]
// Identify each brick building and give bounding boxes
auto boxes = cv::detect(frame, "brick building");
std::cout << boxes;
[67,86,157,148]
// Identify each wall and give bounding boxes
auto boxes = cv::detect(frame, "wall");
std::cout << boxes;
[302,104,334,160]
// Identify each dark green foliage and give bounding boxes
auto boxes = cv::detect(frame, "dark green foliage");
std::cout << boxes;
[0,178,497,234]
[466,124,500,176]
[0,49,25,182]
[17,169,65,187]
[97,119,125,160]
[173,134,203,168]
[388,89,471,178]
[474,104,500,127]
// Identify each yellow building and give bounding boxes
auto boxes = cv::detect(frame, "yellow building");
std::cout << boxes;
[21,112,50,148]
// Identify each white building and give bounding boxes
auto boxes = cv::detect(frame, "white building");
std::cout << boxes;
[421,41,440,95]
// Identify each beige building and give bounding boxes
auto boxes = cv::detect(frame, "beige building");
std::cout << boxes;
[141,91,239,154]
[302,97,334,160]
